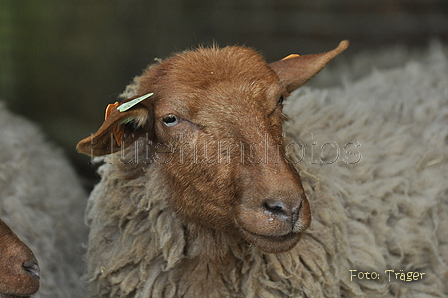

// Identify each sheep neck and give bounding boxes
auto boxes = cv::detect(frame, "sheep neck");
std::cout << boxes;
[86,153,307,297]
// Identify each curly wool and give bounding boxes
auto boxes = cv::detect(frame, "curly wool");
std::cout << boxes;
[0,103,88,298]
[86,43,448,297]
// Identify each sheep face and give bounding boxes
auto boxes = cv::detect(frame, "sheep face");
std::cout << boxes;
[0,219,40,298]
[78,41,348,253]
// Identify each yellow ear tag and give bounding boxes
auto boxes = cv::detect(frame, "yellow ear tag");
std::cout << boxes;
[281,54,300,60]
[104,102,125,146]
[103,93,153,147]
[105,102,119,120]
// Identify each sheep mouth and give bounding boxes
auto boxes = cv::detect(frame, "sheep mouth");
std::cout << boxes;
[243,229,299,242]
[239,227,302,253]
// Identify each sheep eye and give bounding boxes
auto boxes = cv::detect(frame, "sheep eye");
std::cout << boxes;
[162,114,179,127]
[277,95,285,105]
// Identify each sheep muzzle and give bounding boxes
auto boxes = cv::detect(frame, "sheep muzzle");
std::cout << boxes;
[234,161,311,253]
[0,219,40,297]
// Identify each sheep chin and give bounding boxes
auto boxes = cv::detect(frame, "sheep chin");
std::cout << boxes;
[0,276,40,298]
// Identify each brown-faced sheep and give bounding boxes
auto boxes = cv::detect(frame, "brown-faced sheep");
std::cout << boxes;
[0,102,88,298]
[77,41,448,297]
[0,218,40,298]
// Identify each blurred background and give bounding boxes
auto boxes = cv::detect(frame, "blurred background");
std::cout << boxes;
[1,0,447,189]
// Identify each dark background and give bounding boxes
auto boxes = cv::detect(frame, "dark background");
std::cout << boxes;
[1,0,447,189]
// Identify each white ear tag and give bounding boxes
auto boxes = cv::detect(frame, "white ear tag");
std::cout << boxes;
[117,93,154,112]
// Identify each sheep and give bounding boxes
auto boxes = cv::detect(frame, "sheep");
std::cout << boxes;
[77,40,448,297]
[0,218,40,298]
[0,102,88,298]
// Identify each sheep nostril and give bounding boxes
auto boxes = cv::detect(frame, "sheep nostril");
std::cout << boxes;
[23,261,40,280]
[263,199,302,226]
[264,200,286,214]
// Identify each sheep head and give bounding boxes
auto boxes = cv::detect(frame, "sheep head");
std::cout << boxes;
[0,219,40,297]
[78,41,348,253]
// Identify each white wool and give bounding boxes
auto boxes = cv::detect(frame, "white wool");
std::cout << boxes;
[0,103,88,298]
[284,41,448,296]
[86,43,448,297]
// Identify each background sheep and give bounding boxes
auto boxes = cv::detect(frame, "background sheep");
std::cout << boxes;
[0,102,88,298]
[0,218,40,297]
[78,41,448,297]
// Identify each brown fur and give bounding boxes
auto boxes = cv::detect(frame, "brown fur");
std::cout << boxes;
[78,41,348,297]
[0,219,40,298]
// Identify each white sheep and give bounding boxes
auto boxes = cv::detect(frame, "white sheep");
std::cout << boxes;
[78,41,448,297]
[0,102,88,298]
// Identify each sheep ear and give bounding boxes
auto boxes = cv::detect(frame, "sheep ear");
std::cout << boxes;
[269,40,349,92]
[77,94,153,157]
